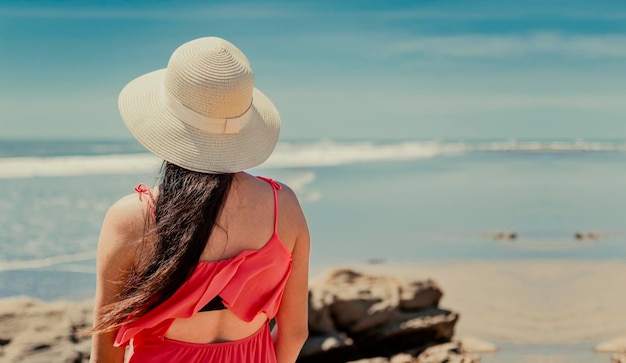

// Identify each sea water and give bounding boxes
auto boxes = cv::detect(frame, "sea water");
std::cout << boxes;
[0,139,625,300]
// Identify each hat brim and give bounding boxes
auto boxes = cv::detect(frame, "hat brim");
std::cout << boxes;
[118,69,280,173]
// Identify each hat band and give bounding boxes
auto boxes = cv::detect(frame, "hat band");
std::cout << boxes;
[161,89,252,135]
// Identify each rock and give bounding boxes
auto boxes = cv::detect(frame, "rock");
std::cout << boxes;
[613,353,626,363]
[367,308,458,342]
[301,268,462,363]
[575,231,605,240]
[399,279,442,311]
[347,353,418,363]
[299,332,353,358]
[458,336,497,353]
[416,342,480,363]
[346,341,481,363]
[348,358,392,363]
[307,291,336,334]
[486,232,517,240]
[309,269,403,334]
[596,335,626,352]
[390,353,416,363]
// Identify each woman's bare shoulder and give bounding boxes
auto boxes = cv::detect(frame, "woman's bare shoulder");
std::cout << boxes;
[275,182,301,211]
[274,182,309,244]
[97,193,149,260]
[106,193,149,228]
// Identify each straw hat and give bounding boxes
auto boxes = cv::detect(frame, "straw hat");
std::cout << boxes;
[118,37,280,173]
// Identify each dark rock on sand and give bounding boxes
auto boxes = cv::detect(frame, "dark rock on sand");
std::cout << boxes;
[415,341,480,363]
[342,340,480,363]
[486,231,517,241]
[574,231,604,240]
[299,268,474,363]
[399,280,443,311]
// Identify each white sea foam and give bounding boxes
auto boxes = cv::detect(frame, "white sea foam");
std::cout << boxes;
[262,140,464,168]
[0,250,96,272]
[0,154,161,179]
[0,140,624,179]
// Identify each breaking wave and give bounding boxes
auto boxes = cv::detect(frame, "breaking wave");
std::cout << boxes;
[0,140,624,179]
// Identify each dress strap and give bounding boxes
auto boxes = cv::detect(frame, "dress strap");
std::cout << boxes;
[134,183,156,220]
[256,176,282,233]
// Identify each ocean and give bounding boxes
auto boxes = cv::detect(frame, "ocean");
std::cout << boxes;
[1,138,625,301]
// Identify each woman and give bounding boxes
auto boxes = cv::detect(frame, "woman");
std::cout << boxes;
[90,37,310,363]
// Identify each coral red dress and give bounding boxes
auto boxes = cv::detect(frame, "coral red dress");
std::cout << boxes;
[114,177,293,362]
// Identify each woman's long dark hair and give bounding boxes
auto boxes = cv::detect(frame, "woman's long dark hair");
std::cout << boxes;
[91,162,233,333]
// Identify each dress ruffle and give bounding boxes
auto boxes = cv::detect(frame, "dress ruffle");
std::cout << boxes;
[114,235,292,347]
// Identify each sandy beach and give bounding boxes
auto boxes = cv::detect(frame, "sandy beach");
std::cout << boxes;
[1,259,625,362]
[356,259,626,362]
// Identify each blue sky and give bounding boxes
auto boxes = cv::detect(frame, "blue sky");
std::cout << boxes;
[1,0,625,140]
